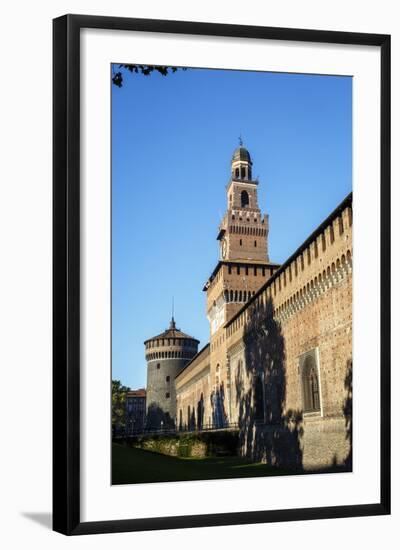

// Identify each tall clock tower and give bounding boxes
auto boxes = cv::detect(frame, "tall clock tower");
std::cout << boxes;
[218,145,269,263]
[204,143,278,335]
[203,142,278,425]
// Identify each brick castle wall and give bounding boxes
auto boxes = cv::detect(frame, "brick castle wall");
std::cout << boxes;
[176,195,352,470]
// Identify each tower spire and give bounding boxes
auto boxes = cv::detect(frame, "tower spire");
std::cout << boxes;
[170,297,176,329]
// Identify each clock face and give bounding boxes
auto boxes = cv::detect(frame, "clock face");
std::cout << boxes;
[221,239,227,259]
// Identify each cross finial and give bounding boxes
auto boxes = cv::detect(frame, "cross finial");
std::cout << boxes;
[238,134,243,147]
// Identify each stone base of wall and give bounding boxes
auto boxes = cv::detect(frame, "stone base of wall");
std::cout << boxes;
[238,415,351,472]
[302,415,351,471]
[128,430,239,459]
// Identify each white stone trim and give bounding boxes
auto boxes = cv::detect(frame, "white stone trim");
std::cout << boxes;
[298,347,323,418]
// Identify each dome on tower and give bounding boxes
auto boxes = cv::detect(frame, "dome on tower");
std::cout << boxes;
[232,146,252,164]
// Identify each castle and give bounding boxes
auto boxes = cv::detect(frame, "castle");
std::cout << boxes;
[144,144,352,470]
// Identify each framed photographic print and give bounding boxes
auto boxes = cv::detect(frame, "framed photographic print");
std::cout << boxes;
[53,14,391,535]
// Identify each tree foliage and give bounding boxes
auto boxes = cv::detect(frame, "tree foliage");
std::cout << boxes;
[112,379,130,433]
[112,64,186,87]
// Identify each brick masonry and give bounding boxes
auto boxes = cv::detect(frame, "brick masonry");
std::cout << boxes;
[152,146,352,471]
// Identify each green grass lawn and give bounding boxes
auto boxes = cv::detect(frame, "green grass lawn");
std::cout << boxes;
[112,443,294,485]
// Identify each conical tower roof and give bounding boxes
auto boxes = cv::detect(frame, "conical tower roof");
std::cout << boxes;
[144,317,199,345]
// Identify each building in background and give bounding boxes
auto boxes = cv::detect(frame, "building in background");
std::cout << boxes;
[125,388,146,434]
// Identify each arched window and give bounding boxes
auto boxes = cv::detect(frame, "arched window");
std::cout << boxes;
[235,168,239,178]
[300,352,321,413]
[241,166,246,179]
[241,190,249,207]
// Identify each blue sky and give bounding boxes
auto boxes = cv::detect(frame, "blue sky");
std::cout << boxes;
[112,65,352,389]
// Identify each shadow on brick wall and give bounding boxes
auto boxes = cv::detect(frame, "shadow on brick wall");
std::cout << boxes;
[237,298,304,470]
[146,403,175,430]
[343,358,353,469]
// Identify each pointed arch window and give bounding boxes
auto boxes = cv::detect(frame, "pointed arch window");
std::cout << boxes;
[299,350,321,413]
[309,368,320,410]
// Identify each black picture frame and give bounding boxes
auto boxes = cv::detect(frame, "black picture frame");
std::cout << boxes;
[53,14,391,535]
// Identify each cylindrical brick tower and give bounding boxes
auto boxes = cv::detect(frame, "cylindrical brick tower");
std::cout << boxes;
[144,317,199,429]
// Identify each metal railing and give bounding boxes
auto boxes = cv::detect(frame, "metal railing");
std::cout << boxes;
[116,422,239,439]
